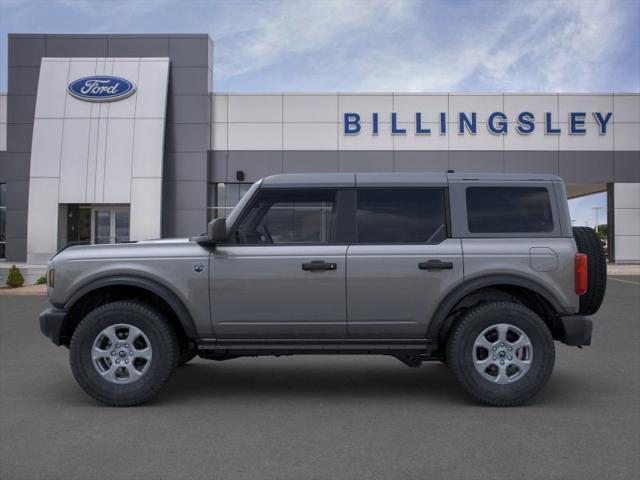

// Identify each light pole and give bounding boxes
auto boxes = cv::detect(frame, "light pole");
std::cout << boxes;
[592,206,604,232]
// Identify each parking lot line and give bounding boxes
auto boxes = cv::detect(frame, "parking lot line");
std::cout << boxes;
[608,276,640,286]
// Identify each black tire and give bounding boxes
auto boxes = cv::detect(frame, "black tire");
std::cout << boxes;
[446,302,555,407]
[572,226,607,315]
[70,301,179,407]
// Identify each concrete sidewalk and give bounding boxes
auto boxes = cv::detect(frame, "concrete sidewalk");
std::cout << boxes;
[608,263,640,275]
[0,284,47,296]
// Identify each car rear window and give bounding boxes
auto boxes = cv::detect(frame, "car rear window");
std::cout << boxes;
[466,186,554,233]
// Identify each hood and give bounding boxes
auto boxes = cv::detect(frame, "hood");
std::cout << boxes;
[51,238,196,262]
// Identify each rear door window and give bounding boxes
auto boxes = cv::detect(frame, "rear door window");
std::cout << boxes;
[466,186,554,233]
[355,189,447,243]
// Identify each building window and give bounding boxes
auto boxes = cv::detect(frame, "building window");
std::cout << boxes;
[208,182,252,221]
[0,183,6,258]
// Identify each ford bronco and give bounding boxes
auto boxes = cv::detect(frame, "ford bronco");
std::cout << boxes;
[39,172,606,407]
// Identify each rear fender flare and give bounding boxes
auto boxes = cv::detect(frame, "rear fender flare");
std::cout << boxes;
[426,274,564,343]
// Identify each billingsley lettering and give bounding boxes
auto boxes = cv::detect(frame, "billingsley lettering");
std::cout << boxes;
[343,111,613,135]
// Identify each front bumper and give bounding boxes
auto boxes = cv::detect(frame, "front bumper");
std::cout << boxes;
[39,308,68,346]
[558,315,593,346]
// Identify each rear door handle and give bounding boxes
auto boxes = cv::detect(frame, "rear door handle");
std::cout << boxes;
[302,260,338,272]
[419,260,454,271]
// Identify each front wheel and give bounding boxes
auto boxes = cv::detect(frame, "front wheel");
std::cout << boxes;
[446,302,555,407]
[70,301,179,407]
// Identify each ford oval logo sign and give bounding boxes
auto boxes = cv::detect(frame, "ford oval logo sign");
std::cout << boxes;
[67,76,136,102]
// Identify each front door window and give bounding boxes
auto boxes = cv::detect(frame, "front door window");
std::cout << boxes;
[235,189,336,245]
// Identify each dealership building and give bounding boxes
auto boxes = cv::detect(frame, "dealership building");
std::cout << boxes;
[0,33,638,271]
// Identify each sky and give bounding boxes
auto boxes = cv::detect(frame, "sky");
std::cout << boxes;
[569,192,607,228]
[0,0,637,226]
[1,0,639,93]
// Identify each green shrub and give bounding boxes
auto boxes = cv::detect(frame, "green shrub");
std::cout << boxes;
[35,275,47,285]
[6,264,25,288]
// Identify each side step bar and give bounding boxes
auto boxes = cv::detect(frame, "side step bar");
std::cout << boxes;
[196,339,436,357]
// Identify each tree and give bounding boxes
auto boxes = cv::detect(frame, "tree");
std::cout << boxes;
[6,264,24,288]
[597,224,607,241]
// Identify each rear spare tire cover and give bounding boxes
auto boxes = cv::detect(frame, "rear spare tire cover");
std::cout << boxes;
[572,226,607,315]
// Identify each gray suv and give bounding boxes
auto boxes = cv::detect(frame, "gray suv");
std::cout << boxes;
[39,173,606,407]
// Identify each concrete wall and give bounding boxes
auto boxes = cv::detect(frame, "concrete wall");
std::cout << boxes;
[0,34,213,261]
[26,57,169,264]
[0,94,6,151]
[614,183,640,263]
[209,93,640,184]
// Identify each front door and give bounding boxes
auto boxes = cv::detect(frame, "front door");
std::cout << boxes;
[210,188,347,339]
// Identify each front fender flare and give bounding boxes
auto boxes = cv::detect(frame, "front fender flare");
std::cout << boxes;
[63,275,198,339]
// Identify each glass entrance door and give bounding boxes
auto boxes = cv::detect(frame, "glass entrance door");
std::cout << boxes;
[67,205,92,243]
[114,208,130,243]
[65,205,130,247]
[94,209,111,244]
[92,206,130,244]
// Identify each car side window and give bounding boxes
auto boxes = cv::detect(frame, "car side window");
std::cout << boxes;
[355,188,447,244]
[235,189,337,244]
[466,186,554,233]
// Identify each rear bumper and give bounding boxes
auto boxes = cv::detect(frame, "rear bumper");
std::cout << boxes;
[558,315,593,346]
[39,307,68,346]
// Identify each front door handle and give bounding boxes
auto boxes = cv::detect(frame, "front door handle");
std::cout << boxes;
[302,260,337,272]
[419,260,454,271]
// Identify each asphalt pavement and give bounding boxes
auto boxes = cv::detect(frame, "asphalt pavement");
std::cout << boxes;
[1,277,639,480]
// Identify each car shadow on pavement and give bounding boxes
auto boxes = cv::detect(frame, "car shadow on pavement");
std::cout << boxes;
[146,359,584,407]
[156,360,468,404]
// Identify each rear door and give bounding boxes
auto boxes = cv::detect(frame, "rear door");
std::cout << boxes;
[451,181,576,308]
[346,188,463,339]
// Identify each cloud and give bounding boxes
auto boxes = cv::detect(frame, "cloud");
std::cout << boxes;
[213,0,638,92]
[340,0,630,92]
[53,0,175,32]
[1,0,637,92]
[214,0,411,79]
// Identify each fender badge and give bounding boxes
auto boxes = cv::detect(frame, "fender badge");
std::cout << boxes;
[193,263,205,273]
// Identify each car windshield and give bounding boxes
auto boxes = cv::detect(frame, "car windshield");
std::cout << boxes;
[225,180,261,229]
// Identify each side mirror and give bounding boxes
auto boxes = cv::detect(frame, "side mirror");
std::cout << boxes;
[208,217,227,244]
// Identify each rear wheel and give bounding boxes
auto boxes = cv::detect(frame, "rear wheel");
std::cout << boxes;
[572,226,607,315]
[70,301,178,407]
[446,301,555,407]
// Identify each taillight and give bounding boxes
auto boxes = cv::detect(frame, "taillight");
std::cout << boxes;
[575,253,587,295]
